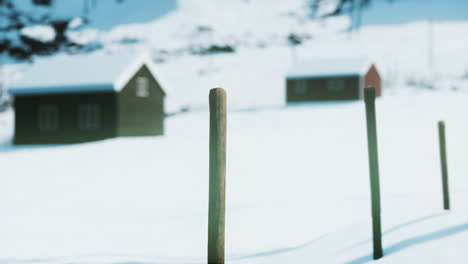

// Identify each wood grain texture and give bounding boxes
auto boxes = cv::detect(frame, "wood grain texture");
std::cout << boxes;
[208,88,227,264]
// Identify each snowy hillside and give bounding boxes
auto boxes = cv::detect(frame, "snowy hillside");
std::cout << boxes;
[111,1,468,109]
[6,0,468,121]
[146,20,468,112]
[4,0,468,113]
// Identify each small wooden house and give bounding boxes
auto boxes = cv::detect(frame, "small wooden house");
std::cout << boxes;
[286,57,381,102]
[9,52,167,144]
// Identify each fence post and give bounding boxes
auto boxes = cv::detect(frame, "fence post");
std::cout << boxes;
[208,88,227,264]
[438,121,450,210]
[364,86,383,260]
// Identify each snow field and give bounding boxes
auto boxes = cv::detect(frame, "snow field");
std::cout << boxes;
[0,91,467,263]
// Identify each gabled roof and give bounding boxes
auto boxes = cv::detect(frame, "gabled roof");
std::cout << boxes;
[8,50,167,95]
[286,57,373,79]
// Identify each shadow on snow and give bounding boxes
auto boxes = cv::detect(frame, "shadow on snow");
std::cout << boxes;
[345,212,448,251]
[230,234,328,261]
[345,222,468,264]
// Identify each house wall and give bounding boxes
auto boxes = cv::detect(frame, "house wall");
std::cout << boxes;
[117,65,165,136]
[363,65,382,97]
[286,76,360,102]
[14,92,117,144]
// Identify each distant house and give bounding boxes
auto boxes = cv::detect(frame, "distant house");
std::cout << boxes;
[9,52,167,145]
[286,57,381,102]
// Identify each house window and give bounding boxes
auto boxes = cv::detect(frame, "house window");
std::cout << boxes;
[136,76,150,97]
[327,79,345,92]
[38,105,59,131]
[294,80,308,95]
[78,104,100,130]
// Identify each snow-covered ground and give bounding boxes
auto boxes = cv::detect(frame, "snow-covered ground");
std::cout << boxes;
[0,90,467,264]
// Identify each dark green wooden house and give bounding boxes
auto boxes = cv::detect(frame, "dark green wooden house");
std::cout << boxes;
[9,52,166,145]
[286,57,382,102]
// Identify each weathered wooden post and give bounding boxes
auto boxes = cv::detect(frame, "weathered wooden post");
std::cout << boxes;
[364,86,383,260]
[208,88,227,264]
[438,121,450,210]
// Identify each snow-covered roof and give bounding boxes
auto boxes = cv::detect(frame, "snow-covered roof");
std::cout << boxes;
[286,57,373,79]
[8,51,167,95]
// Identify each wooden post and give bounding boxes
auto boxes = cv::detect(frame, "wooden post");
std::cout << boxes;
[364,86,383,260]
[438,121,450,210]
[208,88,227,264]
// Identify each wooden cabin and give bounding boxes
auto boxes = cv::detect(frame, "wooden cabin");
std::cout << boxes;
[286,57,381,102]
[9,52,167,144]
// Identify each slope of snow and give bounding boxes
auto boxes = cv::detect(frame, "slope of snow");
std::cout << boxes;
[7,2,468,114]
[102,0,349,54]
[6,19,468,113]
[150,20,468,112]
[96,2,468,113]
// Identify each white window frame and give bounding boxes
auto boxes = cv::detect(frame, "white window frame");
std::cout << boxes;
[38,105,59,131]
[78,104,101,130]
[136,76,150,98]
